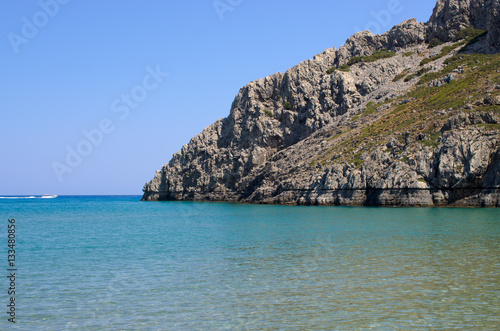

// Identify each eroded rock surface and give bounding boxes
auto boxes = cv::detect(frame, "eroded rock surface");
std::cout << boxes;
[142,0,500,207]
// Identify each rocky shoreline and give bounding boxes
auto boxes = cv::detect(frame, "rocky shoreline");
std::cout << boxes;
[142,0,500,207]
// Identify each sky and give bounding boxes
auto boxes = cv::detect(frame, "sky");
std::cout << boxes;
[0,0,438,195]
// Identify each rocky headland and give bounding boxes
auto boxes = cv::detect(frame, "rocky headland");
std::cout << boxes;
[142,0,500,207]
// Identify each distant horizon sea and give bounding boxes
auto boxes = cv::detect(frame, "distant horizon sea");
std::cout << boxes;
[1,195,499,330]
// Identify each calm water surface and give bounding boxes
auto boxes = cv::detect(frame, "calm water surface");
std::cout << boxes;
[1,196,499,330]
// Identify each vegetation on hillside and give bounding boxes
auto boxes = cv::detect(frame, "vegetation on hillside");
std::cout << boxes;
[264,109,273,118]
[348,49,396,65]
[314,51,500,168]
[421,28,487,66]
[327,49,396,74]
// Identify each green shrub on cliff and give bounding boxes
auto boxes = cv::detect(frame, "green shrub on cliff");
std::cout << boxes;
[326,49,396,75]
[428,38,443,48]
[347,49,396,66]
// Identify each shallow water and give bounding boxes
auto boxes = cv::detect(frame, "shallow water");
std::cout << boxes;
[1,196,499,329]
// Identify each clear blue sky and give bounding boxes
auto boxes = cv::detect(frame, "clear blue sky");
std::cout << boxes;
[1,0,437,195]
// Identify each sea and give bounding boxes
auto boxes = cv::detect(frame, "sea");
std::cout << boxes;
[0,195,499,330]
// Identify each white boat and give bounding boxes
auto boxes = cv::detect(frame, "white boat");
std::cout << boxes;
[41,194,58,199]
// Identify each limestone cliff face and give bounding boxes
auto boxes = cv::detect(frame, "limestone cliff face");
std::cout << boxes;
[427,0,500,48]
[142,0,500,206]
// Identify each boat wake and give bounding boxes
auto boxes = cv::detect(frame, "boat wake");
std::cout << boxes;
[0,196,37,199]
[0,195,58,199]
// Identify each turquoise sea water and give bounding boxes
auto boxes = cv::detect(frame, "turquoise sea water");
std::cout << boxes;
[1,196,499,330]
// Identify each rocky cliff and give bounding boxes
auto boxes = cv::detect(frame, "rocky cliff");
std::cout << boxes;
[142,0,500,207]
[427,0,500,47]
